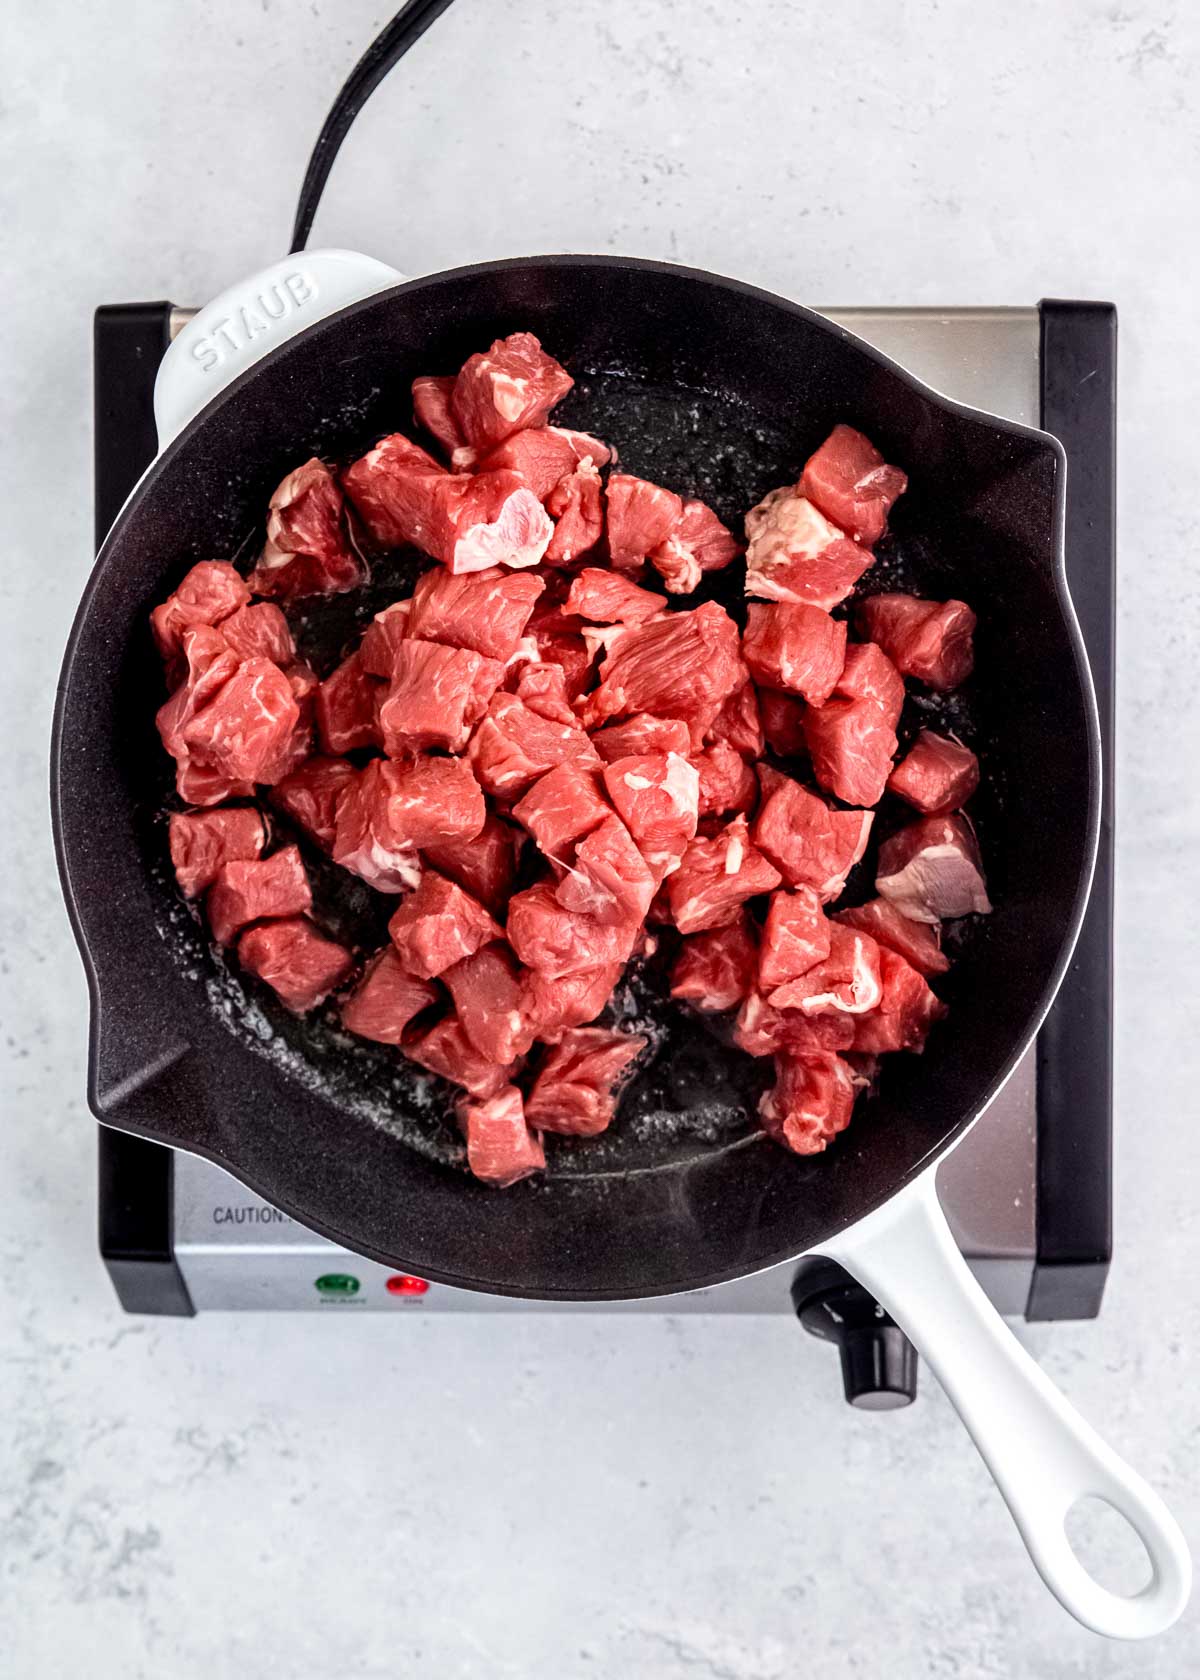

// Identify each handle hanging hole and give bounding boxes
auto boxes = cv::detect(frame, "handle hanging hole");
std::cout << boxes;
[1064,1495,1154,1597]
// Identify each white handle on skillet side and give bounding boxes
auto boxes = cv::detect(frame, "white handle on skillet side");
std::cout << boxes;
[820,1170,1190,1638]
[154,249,403,450]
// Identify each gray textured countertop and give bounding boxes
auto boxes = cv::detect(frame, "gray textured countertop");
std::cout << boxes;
[3,2,1198,1675]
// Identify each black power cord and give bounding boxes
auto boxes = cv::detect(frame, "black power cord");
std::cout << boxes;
[290,0,458,254]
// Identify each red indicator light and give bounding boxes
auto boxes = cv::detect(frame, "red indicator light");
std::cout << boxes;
[386,1274,430,1297]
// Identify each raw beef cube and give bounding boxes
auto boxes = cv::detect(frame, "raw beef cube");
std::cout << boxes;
[526,603,595,701]
[341,433,446,547]
[359,601,412,677]
[875,812,991,923]
[759,690,808,758]
[601,752,700,879]
[852,948,948,1054]
[251,459,362,599]
[590,714,693,764]
[151,561,250,671]
[835,641,905,729]
[563,568,667,626]
[407,565,546,661]
[411,374,464,456]
[800,425,908,546]
[804,697,898,807]
[512,661,577,725]
[443,943,535,1064]
[237,917,353,1014]
[556,815,656,925]
[451,332,574,452]
[584,601,743,745]
[475,427,592,500]
[649,496,741,594]
[376,640,503,755]
[423,810,521,915]
[521,963,623,1043]
[452,472,556,574]
[174,759,254,808]
[856,594,976,690]
[670,914,758,1013]
[887,730,980,815]
[543,460,605,567]
[694,742,758,816]
[387,871,502,979]
[206,843,311,947]
[742,601,847,705]
[340,947,439,1045]
[156,629,253,762]
[404,1013,515,1098]
[758,887,831,993]
[646,532,701,595]
[733,992,856,1058]
[666,815,782,935]
[707,682,764,760]
[334,757,484,892]
[512,762,611,858]
[256,658,317,787]
[331,760,421,893]
[469,692,600,799]
[270,755,358,852]
[218,602,295,666]
[507,881,640,979]
[182,656,300,785]
[315,651,380,754]
[605,473,684,575]
[744,488,872,609]
[169,806,266,898]
[524,1028,647,1137]
[759,1053,857,1156]
[833,898,950,978]
[753,767,873,900]
[456,1086,545,1188]
[768,922,884,1015]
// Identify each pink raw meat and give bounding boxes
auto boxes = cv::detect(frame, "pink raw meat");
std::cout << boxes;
[804,696,898,807]
[405,1013,516,1099]
[215,602,294,667]
[605,474,684,575]
[758,888,831,994]
[521,963,623,1043]
[407,565,546,661]
[835,641,905,729]
[758,690,808,758]
[511,662,577,725]
[564,568,667,625]
[648,497,741,594]
[423,810,522,915]
[359,601,412,677]
[207,843,311,947]
[342,433,446,546]
[512,762,611,858]
[556,815,656,925]
[670,914,758,1013]
[475,427,604,499]
[694,742,758,816]
[833,898,950,979]
[800,425,908,546]
[450,332,574,452]
[745,488,872,609]
[468,692,600,800]
[524,1028,647,1137]
[169,807,266,898]
[875,812,992,923]
[411,375,464,456]
[601,752,700,880]
[315,651,380,754]
[156,626,241,762]
[251,459,362,599]
[759,1053,858,1155]
[543,460,604,566]
[507,881,641,979]
[444,943,536,1064]
[151,561,250,672]
[237,917,352,1013]
[707,682,764,760]
[182,656,300,785]
[733,992,856,1058]
[768,922,883,1015]
[333,756,484,892]
[376,640,503,755]
[456,1086,545,1187]
[388,872,501,979]
[584,601,743,745]
[590,715,692,765]
[753,767,873,900]
[852,948,948,1054]
[856,594,976,690]
[887,730,980,815]
[340,947,439,1045]
[742,601,847,705]
[666,815,782,934]
[270,755,357,852]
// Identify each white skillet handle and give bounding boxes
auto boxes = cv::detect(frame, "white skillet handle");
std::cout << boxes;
[153,248,404,451]
[821,1171,1190,1639]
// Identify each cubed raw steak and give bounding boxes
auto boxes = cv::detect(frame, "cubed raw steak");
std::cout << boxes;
[800,424,908,546]
[469,692,600,799]
[804,696,898,807]
[759,1053,858,1155]
[670,914,758,1013]
[524,1027,647,1137]
[341,433,446,547]
[339,947,439,1045]
[450,332,573,453]
[507,881,641,979]
[270,755,358,852]
[707,682,764,760]
[237,917,352,1013]
[512,762,611,858]
[604,473,684,575]
[359,601,412,677]
[733,991,856,1058]
[411,374,464,456]
[875,812,991,923]
[456,1086,545,1187]
[835,641,905,729]
[404,1013,515,1098]
[758,690,808,758]
[693,742,758,816]
[475,427,603,499]
[251,458,362,599]
[590,714,692,764]
[855,594,976,690]
[315,651,381,754]
[584,601,743,744]
[851,948,948,1054]
[742,601,847,705]
[601,752,700,879]
[543,460,604,566]
[376,640,503,755]
[753,767,873,900]
[649,498,742,596]
[833,897,950,978]
[525,609,593,702]
[887,730,980,815]
[333,757,484,892]
[564,568,667,625]
[206,843,311,947]
[169,806,266,898]
[388,871,502,979]
[181,656,301,786]
[521,962,623,1043]
[423,810,522,915]
[758,887,831,994]
[151,561,249,672]
[666,815,782,935]
[407,565,546,661]
[156,625,241,764]
[511,662,577,725]
[218,602,295,667]
[768,922,884,1015]
[744,488,872,609]
[443,943,535,1064]
[556,814,656,925]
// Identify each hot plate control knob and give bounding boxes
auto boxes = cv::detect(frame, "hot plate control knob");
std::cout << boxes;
[791,1257,918,1410]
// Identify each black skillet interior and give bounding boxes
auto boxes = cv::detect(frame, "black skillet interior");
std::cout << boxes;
[53,257,1096,1298]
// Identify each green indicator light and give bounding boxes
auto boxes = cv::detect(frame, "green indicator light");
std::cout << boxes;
[315,1273,361,1296]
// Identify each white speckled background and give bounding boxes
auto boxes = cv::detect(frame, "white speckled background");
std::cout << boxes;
[3,1,1198,1674]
